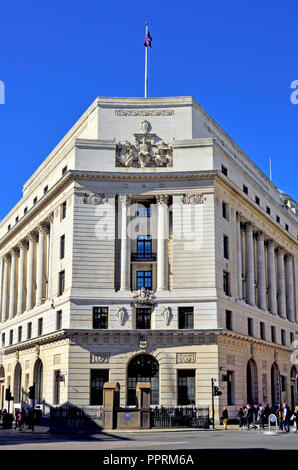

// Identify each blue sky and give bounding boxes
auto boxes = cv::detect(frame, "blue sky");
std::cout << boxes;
[0,0,297,219]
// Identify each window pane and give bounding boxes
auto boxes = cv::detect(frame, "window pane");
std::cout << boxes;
[90,370,109,405]
[177,370,195,405]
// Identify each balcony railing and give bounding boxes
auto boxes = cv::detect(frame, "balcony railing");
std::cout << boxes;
[131,252,157,262]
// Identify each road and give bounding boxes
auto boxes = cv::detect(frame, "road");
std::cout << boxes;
[0,428,298,450]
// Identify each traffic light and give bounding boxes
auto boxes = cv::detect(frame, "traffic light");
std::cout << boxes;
[213,386,222,396]
[28,384,35,400]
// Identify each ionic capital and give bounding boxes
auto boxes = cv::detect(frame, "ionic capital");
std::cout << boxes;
[120,195,133,207]
[285,253,293,262]
[17,240,28,251]
[28,231,38,242]
[266,239,275,249]
[276,246,285,256]
[236,211,242,223]
[244,221,254,233]
[256,230,265,241]
[156,194,169,206]
[9,247,19,257]
[37,222,49,234]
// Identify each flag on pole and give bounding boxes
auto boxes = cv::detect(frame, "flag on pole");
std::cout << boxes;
[144,30,152,47]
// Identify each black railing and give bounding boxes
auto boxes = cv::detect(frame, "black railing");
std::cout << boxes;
[150,406,210,429]
[50,405,103,430]
[132,253,157,262]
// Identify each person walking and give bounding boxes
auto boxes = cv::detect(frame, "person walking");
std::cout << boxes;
[282,403,291,433]
[291,406,298,433]
[222,407,228,430]
[237,407,244,430]
[256,405,265,430]
[246,404,254,430]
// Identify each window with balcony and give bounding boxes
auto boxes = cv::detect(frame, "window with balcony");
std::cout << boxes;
[135,236,153,260]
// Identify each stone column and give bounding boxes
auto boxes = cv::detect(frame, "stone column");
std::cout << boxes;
[267,239,277,315]
[256,231,266,310]
[157,194,169,291]
[120,195,132,291]
[17,241,26,314]
[1,255,9,322]
[277,247,287,319]
[36,223,47,305]
[236,212,243,300]
[245,222,255,306]
[9,249,18,319]
[47,213,54,299]
[285,253,295,322]
[26,233,36,311]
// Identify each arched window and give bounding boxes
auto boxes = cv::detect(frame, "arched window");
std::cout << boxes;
[271,362,280,406]
[13,363,22,403]
[127,354,159,406]
[33,359,43,403]
[247,359,258,405]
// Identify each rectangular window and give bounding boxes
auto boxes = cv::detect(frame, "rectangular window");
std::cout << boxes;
[285,224,289,232]
[248,318,253,337]
[9,330,13,345]
[137,203,151,218]
[90,370,109,405]
[1,333,5,348]
[136,308,151,329]
[281,375,286,392]
[290,332,294,344]
[222,202,229,220]
[15,216,19,224]
[27,322,32,340]
[62,166,67,176]
[276,215,280,224]
[178,307,194,329]
[18,326,22,343]
[260,322,265,340]
[38,318,43,336]
[281,329,286,346]
[7,224,11,231]
[56,310,62,330]
[243,185,248,195]
[221,165,228,176]
[226,310,232,331]
[33,196,37,205]
[44,185,48,194]
[137,236,152,258]
[260,321,266,339]
[54,370,61,405]
[136,271,152,290]
[24,207,28,215]
[93,307,108,329]
[271,326,276,343]
[61,201,67,219]
[223,235,229,259]
[266,206,271,215]
[58,270,65,296]
[227,371,234,405]
[177,370,195,405]
[255,196,260,206]
[223,271,231,296]
[60,235,65,259]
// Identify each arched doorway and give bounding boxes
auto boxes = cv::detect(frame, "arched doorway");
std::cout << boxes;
[271,362,280,406]
[0,365,4,410]
[13,363,22,403]
[247,359,258,405]
[127,354,159,406]
[33,359,43,404]
[290,366,297,411]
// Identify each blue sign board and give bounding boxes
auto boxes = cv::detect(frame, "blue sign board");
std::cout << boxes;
[124,412,131,421]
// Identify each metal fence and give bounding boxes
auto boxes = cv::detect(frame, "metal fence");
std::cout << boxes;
[50,405,103,430]
[150,406,210,429]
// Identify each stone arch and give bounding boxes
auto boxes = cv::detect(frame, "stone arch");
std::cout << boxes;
[290,365,297,411]
[126,353,159,406]
[271,362,280,406]
[246,358,258,405]
[0,365,5,410]
[13,363,22,403]
[33,358,43,403]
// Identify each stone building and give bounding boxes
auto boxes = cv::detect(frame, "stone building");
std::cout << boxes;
[0,96,297,420]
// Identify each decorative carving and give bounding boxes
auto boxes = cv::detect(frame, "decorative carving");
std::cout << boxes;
[139,336,147,349]
[182,193,206,205]
[116,307,126,326]
[161,307,171,326]
[90,352,110,364]
[156,194,169,205]
[35,345,40,358]
[176,353,196,364]
[115,109,174,116]
[15,351,19,363]
[131,287,156,306]
[84,193,107,205]
[116,125,173,168]
[120,194,133,206]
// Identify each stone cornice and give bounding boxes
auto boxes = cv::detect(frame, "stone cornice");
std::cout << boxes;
[70,169,218,182]
[220,330,294,354]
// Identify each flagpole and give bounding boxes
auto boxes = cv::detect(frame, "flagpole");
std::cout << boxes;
[145,21,148,98]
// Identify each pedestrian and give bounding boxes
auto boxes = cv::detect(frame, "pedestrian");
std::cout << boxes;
[256,405,265,430]
[222,407,228,430]
[20,407,26,430]
[282,403,291,433]
[291,406,298,433]
[246,404,254,430]
[237,407,244,430]
[15,409,22,430]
